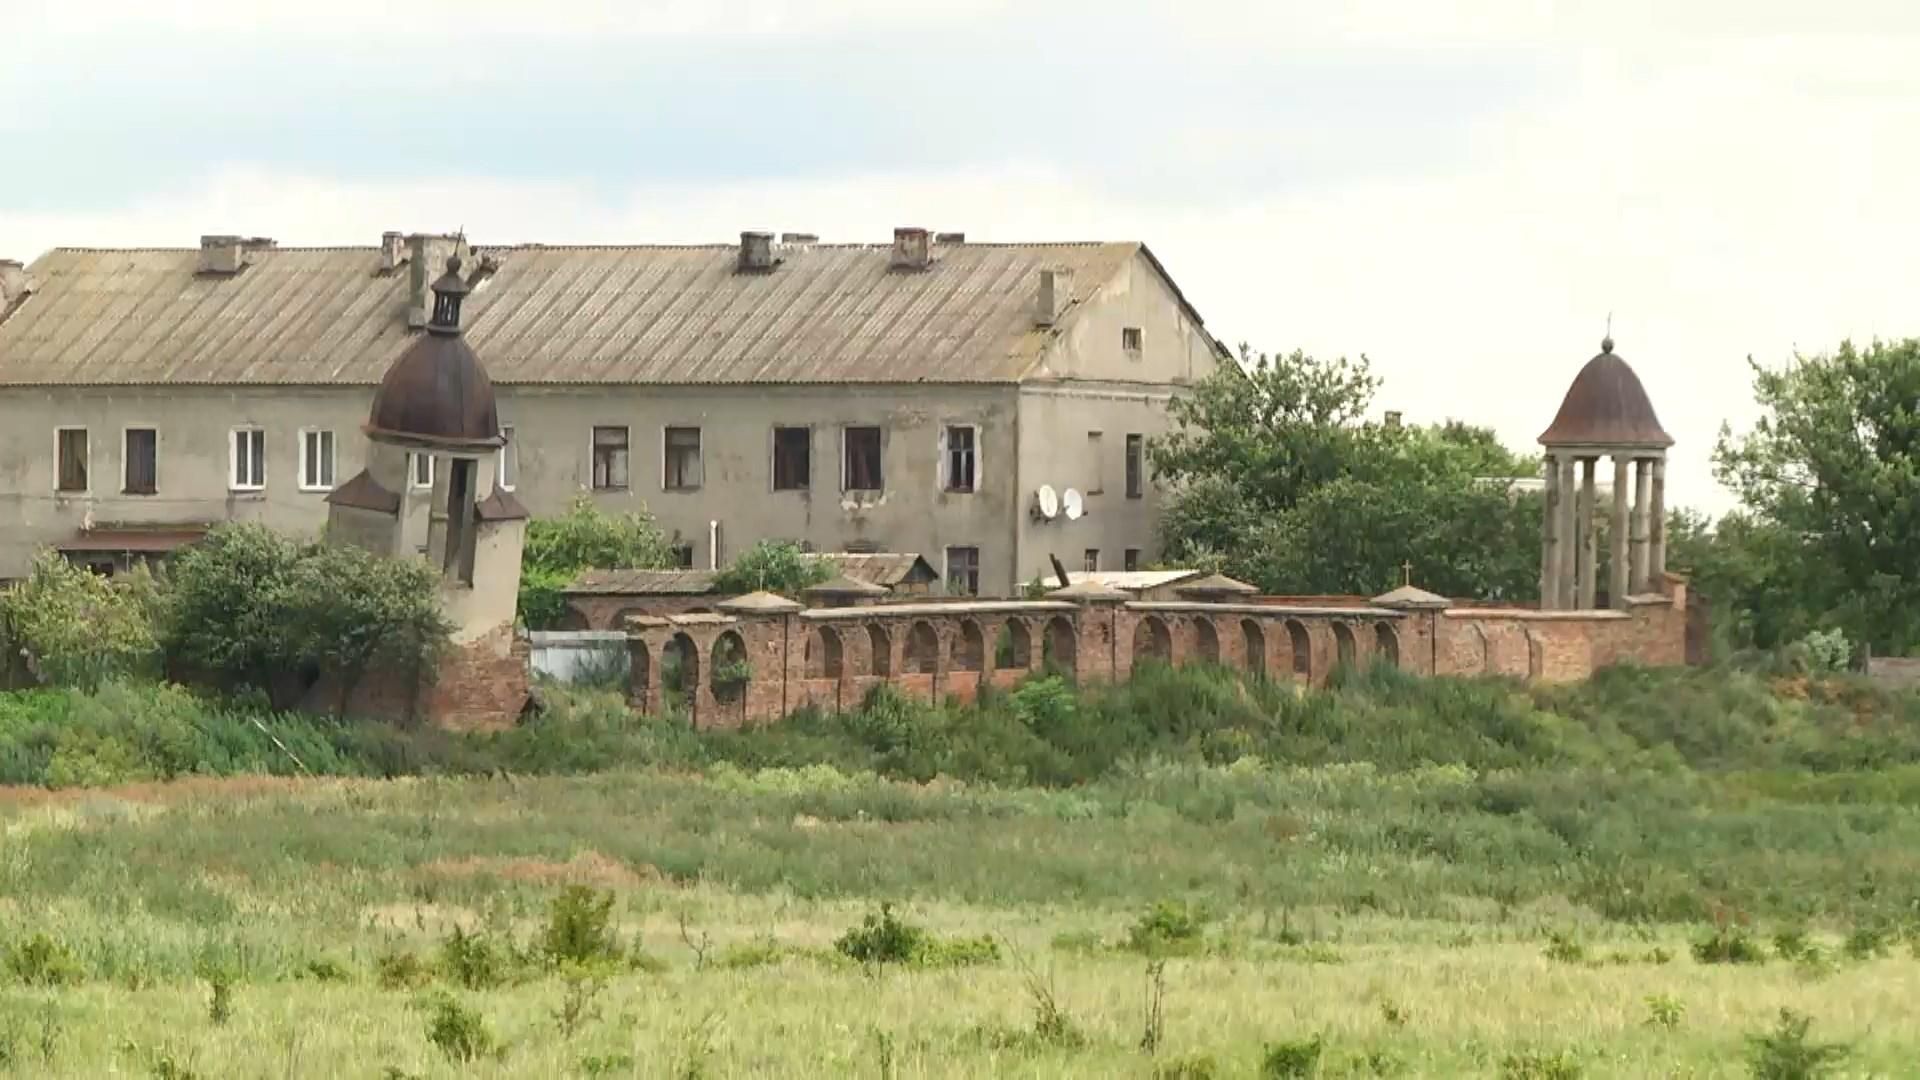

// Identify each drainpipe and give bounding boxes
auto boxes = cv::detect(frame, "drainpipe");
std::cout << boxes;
[709,520,719,570]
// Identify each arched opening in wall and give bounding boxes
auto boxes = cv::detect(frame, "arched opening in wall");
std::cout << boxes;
[805,626,843,680]
[628,640,652,706]
[1286,619,1311,680]
[1043,616,1078,678]
[612,607,648,632]
[1241,619,1266,679]
[710,630,748,706]
[905,620,940,675]
[1133,616,1172,666]
[953,620,985,672]
[1373,622,1400,668]
[995,620,1033,670]
[662,632,699,719]
[1193,619,1220,665]
[555,609,590,631]
[1331,623,1357,669]
[1526,629,1545,680]
[867,624,893,679]
[1468,624,1491,675]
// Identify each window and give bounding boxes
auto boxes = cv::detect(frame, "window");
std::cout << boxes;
[663,426,702,490]
[1086,430,1104,494]
[1125,434,1144,499]
[498,425,518,491]
[592,426,629,490]
[1122,326,1143,355]
[844,426,882,491]
[411,451,435,490]
[772,426,811,490]
[944,425,976,493]
[55,428,89,493]
[1124,548,1141,572]
[1083,549,1100,573]
[299,429,335,491]
[230,428,265,491]
[124,428,157,495]
[671,543,695,569]
[946,546,980,596]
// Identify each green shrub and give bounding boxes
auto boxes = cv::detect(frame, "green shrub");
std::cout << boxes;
[1501,1049,1583,1079]
[519,496,675,630]
[1644,994,1685,1030]
[711,540,831,597]
[375,949,433,991]
[1260,1035,1324,1078]
[1771,928,1810,960]
[0,550,159,689]
[5,933,82,987]
[1745,1010,1848,1079]
[421,992,502,1064]
[539,886,622,967]
[1692,925,1767,965]
[1842,925,1891,960]
[438,926,513,990]
[1541,932,1586,965]
[1127,901,1209,957]
[835,904,928,965]
[299,958,352,983]
[1154,1052,1220,1079]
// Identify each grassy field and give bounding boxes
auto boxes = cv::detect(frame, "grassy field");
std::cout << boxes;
[4,747,1920,1078]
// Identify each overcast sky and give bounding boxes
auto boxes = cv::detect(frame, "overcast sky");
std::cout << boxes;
[6,1,1918,513]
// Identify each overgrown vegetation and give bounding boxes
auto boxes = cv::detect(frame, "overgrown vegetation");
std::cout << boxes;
[517,495,675,629]
[711,539,832,597]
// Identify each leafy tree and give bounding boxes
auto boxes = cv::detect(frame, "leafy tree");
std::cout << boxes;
[268,544,451,718]
[712,540,832,597]
[1713,338,1920,653]
[164,523,302,690]
[1153,347,1542,597]
[519,495,675,628]
[0,550,160,689]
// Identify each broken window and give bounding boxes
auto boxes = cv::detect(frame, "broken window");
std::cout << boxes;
[671,543,695,569]
[946,545,980,596]
[1122,326,1143,355]
[56,428,88,493]
[124,428,157,495]
[773,426,811,490]
[1124,548,1141,572]
[663,426,702,490]
[592,425,629,490]
[944,425,976,493]
[844,426,882,491]
[1083,548,1100,573]
[1125,434,1144,499]
[299,429,334,491]
[230,428,265,491]
[497,425,518,491]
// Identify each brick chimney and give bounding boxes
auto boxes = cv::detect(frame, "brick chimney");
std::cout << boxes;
[1035,268,1073,326]
[197,235,274,276]
[890,226,931,271]
[379,231,408,273]
[738,230,776,272]
[405,233,469,327]
[0,259,31,320]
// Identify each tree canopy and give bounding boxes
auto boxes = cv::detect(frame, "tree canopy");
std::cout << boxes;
[518,496,676,629]
[1153,347,1542,598]
[712,540,833,597]
[1704,338,1920,654]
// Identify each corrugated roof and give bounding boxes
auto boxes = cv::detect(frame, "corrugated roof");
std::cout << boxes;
[1538,340,1674,449]
[1066,569,1201,592]
[565,552,935,595]
[0,241,1156,387]
[828,552,938,587]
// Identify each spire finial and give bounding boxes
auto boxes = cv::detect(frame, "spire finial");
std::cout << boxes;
[1602,312,1614,354]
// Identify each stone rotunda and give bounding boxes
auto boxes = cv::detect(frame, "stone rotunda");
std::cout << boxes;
[1537,337,1673,610]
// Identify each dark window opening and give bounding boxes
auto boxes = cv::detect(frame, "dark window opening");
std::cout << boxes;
[1122,326,1143,354]
[844,427,882,491]
[1124,548,1141,572]
[945,426,975,493]
[124,428,157,494]
[56,429,89,493]
[664,426,702,490]
[773,426,811,490]
[444,458,477,585]
[671,544,695,569]
[592,426,629,490]
[946,546,980,596]
[1083,549,1099,573]
[1125,434,1144,499]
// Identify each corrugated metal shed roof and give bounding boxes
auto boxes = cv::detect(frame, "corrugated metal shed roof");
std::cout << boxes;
[1066,569,1201,592]
[566,552,937,596]
[0,241,1154,387]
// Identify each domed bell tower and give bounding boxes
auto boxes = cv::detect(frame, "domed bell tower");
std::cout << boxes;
[326,254,528,642]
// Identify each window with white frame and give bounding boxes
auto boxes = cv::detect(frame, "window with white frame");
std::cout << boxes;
[230,428,265,491]
[497,425,518,490]
[55,427,89,493]
[411,451,435,490]
[942,425,976,493]
[299,429,336,491]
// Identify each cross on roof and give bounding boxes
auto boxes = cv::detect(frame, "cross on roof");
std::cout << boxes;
[1401,561,1413,586]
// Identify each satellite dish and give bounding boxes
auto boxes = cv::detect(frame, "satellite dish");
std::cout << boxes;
[1035,484,1060,520]
[1062,488,1085,521]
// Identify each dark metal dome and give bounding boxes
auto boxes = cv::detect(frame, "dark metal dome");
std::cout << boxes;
[1537,339,1673,449]
[365,256,502,450]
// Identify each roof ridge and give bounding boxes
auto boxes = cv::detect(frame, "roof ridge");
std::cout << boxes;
[43,240,1140,255]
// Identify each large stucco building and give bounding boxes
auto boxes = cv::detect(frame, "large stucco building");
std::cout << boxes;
[0,229,1225,591]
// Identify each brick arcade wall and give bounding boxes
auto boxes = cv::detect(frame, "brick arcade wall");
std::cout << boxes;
[564,594,719,630]
[302,623,531,733]
[611,583,1688,731]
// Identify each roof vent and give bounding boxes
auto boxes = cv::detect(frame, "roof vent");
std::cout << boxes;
[379,231,409,273]
[197,235,274,276]
[0,259,32,316]
[890,226,931,271]
[738,231,777,273]
[934,231,966,245]
[1035,268,1073,326]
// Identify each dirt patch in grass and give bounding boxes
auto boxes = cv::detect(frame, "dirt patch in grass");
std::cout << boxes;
[415,850,660,890]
